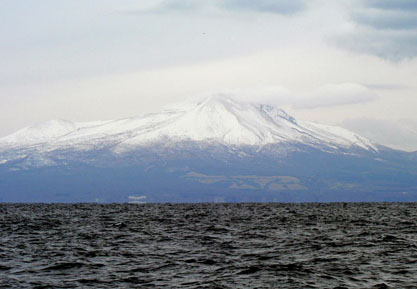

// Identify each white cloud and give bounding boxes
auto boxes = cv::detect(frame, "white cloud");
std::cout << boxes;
[202,86,292,105]
[341,118,417,152]
[294,83,378,109]
[191,83,378,110]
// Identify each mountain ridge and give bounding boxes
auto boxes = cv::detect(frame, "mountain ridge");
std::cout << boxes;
[0,96,377,154]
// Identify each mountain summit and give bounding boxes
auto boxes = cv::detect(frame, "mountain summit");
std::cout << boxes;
[0,96,416,203]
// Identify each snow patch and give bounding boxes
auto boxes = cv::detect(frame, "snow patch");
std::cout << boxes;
[128,195,147,204]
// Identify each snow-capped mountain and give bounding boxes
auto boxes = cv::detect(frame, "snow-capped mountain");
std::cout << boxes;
[0,96,376,154]
[1,96,416,203]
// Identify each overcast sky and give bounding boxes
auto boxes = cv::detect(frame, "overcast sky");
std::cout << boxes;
[1,0,417,151]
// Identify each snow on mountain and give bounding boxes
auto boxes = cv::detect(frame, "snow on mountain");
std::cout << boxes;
[1,120,78,145]
[0,96,377,153]
[0,119,108,146]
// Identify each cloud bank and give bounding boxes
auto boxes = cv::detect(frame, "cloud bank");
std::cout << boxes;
[294,83,378,109]
[204,83,378,109]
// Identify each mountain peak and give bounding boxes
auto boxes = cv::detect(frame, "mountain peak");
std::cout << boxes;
[0,96,377,152]
[1,119,78,145]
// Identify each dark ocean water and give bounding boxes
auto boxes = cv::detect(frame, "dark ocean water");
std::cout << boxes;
[0,203,416,289]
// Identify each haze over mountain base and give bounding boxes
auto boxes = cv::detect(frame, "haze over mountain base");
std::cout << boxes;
[1,96,416,202]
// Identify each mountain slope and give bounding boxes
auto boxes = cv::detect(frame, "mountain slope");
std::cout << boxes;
[0,96,416,203]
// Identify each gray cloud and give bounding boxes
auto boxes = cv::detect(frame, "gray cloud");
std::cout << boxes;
[143,0,307,15]
[332,0,417,60]
[364,0,417,11]
[148,0,201,13]
[220,0,307,15]
[332,29,417,60]
[352,10,417,30]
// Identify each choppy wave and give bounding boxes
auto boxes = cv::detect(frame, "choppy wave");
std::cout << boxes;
[1,203,416,288]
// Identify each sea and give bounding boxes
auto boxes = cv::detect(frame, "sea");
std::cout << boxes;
[0,203,416,288]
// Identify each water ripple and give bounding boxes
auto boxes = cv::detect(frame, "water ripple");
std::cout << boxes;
[0,203,416,288]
